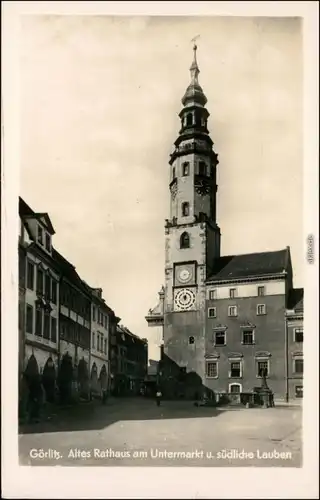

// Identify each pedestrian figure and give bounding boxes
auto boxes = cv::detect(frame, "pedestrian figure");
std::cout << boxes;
[28,379,41,423]
[102,389,108,405]
[156,390,162,407]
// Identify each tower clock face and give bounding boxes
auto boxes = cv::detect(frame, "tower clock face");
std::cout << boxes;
[174,288,196,311]
[174,262,196,287]
[178,268,191,283]
[195,179,210,196]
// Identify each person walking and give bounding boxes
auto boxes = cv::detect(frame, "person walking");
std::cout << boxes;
[102,389,108,405]
[156,389,162,407]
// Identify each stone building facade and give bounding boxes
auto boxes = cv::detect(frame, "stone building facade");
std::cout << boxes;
[19,198,60,404]
[285,288,304,400]
[54,250,91,402]
[110,325,148,396]
[146,45,303,402]
[89,287,118,398]
[19,197,148,408]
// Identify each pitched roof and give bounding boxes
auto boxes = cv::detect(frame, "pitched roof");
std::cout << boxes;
[288,288,304,312]
[207,248,288,282]
[52,248,89,295]
[19,197,34,217]
[19,197,55,234]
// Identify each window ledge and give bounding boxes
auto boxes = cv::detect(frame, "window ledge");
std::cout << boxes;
[206,376,218,379]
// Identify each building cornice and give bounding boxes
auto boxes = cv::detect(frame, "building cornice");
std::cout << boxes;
[26,242,61,275]
[206,273,286,286]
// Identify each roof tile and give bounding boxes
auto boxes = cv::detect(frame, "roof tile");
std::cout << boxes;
[207,249,288,281]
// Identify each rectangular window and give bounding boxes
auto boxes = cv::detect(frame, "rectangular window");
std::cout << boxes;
[36,268,44,295]
[199,161,206,175]
[229,288,236,299]
[294,328,303,343]
[228,305,238,317]
[51,280,57,304]
[209,289,217,300]
[242,329,254,345]
[92,332,95,349]
[104,339,107,354]
[295,385,303,398]
[37,225,44,245]
[182,202,189,217]
[182,162,189,176]
[45,233,51,251]
[27,262,34,290]
[35,309,42,336]
[105,315,109,329]
[206,361,218,378]
[230,362,241,378]
[75,324,80,343]
[257,304,266,315]
[214,331,226,346]
[43,313,50,339]
[69,322,75,342]
[51,317,57,342]
[93,307,96,322]
[97,334,100,351]
[172,166,176,179]
[26,305,33,334]
[208,307,216,318]
[258,286,265,297]
[45,274,51,301]
[294,359,304,374]
[257,360,269,377]
[60,321,65,337]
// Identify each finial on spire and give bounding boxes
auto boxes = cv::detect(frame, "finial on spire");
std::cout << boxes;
[190,35,200,83]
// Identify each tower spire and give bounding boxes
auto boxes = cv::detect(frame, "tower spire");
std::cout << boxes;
[181,36,207,107]
[190,38,200,84]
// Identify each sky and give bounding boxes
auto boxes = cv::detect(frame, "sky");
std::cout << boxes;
[19,15,303,361]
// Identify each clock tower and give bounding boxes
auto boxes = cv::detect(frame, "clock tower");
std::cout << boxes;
[161,44,221,398]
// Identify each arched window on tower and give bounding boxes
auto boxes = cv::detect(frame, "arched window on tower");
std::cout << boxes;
[182,162,189,176]
[195,110,202,126]
[186,113,193,127]
[182,202,189,217]
[180,232,190,249]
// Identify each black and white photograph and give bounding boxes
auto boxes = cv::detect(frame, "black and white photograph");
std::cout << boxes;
[1,1,319,499]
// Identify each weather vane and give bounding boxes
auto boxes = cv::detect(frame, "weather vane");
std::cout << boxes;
[191,35,200,49]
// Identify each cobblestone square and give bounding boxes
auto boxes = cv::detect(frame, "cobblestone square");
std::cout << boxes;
[19,398,302,467]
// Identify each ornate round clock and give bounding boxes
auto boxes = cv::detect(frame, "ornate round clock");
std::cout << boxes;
[195,179,210,196]
[174,288,196,311]
[178,268,191,284]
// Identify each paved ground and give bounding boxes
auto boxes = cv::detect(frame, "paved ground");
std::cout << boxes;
[19,397,302,467]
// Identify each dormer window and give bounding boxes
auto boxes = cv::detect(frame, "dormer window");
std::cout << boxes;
[37,225,43,245]
[45,233,51,252]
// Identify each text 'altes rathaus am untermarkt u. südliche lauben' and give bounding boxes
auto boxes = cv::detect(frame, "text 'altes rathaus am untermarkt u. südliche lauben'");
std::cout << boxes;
[29,447,293,462]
